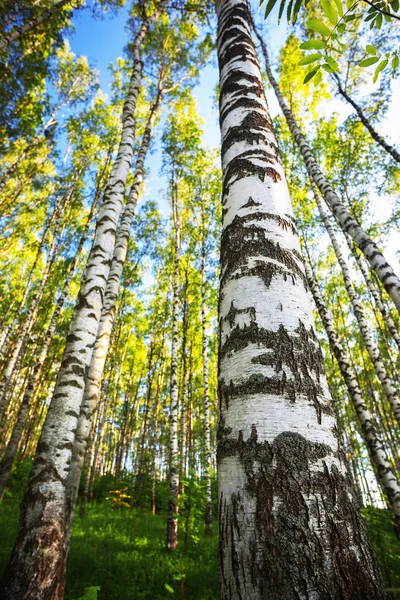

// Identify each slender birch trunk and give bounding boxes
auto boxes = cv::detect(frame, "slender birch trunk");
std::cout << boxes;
[0,6,166,597]
[0,229,61,423]
[0,187,67,359]
[178,270,189,496]
[0,178,104,499]
[254,26,400,314]
[201,214,212,533]
[0,0,74,53]
[344,233,400,350]
[311,180,400,427]
[64,82,164,541]
[216,1,384,597]
[304,258,400,524]
[332,73,400,163]
[166,183,181,552]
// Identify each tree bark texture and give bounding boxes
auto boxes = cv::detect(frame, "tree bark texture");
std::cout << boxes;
[201,218,212,532]
[311,180,400,428]
[254,26,400,314]
[166,186,181,552]
[304,259,400,522]
[0,5,165,597]
[64,84,163,543]
[0,177,104,499]
[216,1,384,598]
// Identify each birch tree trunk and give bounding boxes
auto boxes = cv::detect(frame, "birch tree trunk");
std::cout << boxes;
[0,228,60,423]
[216,1,384,597]
[201,213,212,533]
[311,180,400,427]
[332,73,400,163]
[254,25,400,314]
[0,6,166,598]
[0,177,103,499]
[304,258,400,525]
[166,183,181,552]
[64,83,163,542]
[344,233,400,350]
[0,0,74,53]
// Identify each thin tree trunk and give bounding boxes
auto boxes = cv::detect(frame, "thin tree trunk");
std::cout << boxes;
[344,233,400,350]
[215,1,384,597]
[0,0,74,53]
[304,257,400,525]
[254,25,400,314]
[178,270,189,496]
[166,180,181,552]
[332,73,400,163]
[64,80,164,540]
[0,4,165,596]
[0,174,104,498]
[0,229,61,423]
[311,180,400,427]
[201,214,212,534]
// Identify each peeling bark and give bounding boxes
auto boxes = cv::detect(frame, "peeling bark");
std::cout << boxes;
[215,1,385,597]
[0,4,166,597]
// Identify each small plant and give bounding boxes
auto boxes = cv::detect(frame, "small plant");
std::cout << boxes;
[105,488,131,509]
[72,586,100,600]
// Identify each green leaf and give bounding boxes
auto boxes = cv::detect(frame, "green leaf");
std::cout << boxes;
[300,39,325,49]
[298,52,322,65]
[324,56,339,71]
[164,584,175,594]
[287,0,294,23]
[373,57,388,82]
[278,0,287,22]
[392,54,399,70]
[307,18,332,35]
[366,44,377,54]
[337,22,346,33]
[375,12,383,28]
[344,13,358,21]
[314,71,323,85]
[391,0,399,11]
[322,62,335,72]
[359,56,380,67]
[303,65,320,83]
[264,0,279,19]
[333,0,344,16]
[321,0,338,24]
[292,0,302,22]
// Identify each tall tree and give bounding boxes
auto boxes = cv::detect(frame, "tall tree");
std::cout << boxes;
[215,0,384,597]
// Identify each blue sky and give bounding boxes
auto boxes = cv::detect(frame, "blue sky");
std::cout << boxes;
[65,1,399,270]
[66,2,289,214]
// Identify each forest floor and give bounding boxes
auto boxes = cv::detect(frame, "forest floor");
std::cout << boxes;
[0,467,400,599]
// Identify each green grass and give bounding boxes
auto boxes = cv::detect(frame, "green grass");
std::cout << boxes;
[1,474,400,599]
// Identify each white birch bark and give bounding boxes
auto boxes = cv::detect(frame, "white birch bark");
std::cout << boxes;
[343,232,400,350]
[0,229,60,424]
[201,216,212,532]
[64,84,163,542]
[0,4,167,597]
[0,179,103,499]
[311,180,400,428]
[166,186,181,552]
[253,25,400,314]
[304,259,400,522]
[215,1,384,597]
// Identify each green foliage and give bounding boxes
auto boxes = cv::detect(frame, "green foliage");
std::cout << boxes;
[72,587,100,600]
[260,0,400,82]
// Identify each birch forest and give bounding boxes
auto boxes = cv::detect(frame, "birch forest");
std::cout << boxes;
[0,0,399,598]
